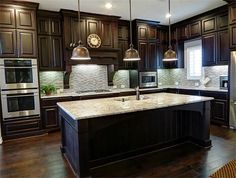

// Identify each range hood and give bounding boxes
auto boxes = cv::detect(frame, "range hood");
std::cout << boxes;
[67,47,120,65]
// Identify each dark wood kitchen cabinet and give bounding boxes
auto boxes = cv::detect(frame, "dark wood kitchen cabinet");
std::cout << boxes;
[200,91,228,126]
[0,2,38,58]
[176,24,189,40]
[0,28,17,57]
[37,10,63,71]
[230,24,236,49]
[217,30,229,65]
[0,6,15,28]
[202,33,217,66]
[229,3,236,25]
[0,28,37,57]
[17,29,37,57]
[15,8,36,30]
[188,21,201,38]
[41,97,72,132]
[202,17,217,34]
[133,19,159,71]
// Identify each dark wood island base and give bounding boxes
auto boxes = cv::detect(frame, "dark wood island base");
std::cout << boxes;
[58,100,211,178]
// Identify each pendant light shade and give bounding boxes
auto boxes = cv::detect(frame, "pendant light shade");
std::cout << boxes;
[71,41,91,60]
[71,0,91,60]
[163,0,177,62]
[163,47,177,61]
[123,0,140,61]
[123,44,140,61]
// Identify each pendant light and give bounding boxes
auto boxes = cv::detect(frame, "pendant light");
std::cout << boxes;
[71,0,91,60]
[123,0,140,61]
[163,0,177,61]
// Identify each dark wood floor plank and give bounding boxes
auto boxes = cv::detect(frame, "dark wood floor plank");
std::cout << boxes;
[1,125,236,178]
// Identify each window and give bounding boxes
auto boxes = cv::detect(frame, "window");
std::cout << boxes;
[184,40,202,80]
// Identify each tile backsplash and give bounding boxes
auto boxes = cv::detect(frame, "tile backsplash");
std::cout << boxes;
[39,71,64,89]
[158,65,228,87]
[69,65,108,91]
[113,70,130,88]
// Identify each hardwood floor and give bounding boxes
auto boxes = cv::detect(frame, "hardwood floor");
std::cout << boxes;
[1,125,236,178]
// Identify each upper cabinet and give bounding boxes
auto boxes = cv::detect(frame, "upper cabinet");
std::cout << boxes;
[37,10,63,71]
[202,17,217,34]
[0,6,15,28]
[229,3,236,50]
[0,2,38,58]
[188,21,202,38]
[133,19,159,71]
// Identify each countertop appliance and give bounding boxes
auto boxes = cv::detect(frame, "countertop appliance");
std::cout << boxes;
[0,58,38,90]
[220,75,228,90]
[139,71,157,88]
[230,51,236,129]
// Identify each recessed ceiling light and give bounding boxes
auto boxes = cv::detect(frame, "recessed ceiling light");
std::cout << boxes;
[166,13,171,18]
[105,2,112,9]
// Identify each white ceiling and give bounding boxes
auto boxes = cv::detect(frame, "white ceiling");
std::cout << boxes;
[28,0,227,25]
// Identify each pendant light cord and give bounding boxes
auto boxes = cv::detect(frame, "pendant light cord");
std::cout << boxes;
[129,0,133,48]
[168,0,171,49]
[78,0,81,45]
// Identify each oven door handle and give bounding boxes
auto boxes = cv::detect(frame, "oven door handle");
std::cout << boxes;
[3,94,38,98]
[1,66,37,69]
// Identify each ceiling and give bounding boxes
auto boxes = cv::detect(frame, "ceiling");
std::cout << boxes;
[27,0,227,25]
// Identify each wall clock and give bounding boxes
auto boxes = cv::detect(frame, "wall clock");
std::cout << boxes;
[87,34,102,48]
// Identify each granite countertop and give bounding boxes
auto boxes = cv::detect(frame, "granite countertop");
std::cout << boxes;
[57,93,214,120]
[41,86,227,99]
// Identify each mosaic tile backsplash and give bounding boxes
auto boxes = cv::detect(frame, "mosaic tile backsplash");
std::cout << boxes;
[158,65,228,87]
[70,65,108,91]
[39,71,64,89]
[113,70,130,88]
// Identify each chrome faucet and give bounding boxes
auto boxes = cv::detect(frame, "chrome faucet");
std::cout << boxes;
[136,86,140,100]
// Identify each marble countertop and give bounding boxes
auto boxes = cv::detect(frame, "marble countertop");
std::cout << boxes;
[41,86,227,99]
[57,92,214,120]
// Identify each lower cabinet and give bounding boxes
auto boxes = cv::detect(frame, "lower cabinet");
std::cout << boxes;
[166,89,229,126]
[41,97,72,132]
[2,116,42,139]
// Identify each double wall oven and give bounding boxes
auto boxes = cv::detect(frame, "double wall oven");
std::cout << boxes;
[0,59,40,130]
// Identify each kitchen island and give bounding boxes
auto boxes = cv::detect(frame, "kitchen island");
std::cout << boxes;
[57,93,213,177]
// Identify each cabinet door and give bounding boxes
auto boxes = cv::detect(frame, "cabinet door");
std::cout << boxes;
[51,18,61,36]
[148,42,157,70]
[202,33,216,66]
[101,21,114,48]
[230,24,236,49]
[51,36,63,70]
[138,25,148,40]
[211,99,228,125]
[118,26,129,40]
[148,25,157,40]
[17,29,37,57]
[176,41,184,68]
[16,9,36,30]
[0,29,17,57]
[38,35,51,69]
[217,30,229,65]
[229,4,236,25]
[138,41,148,70]
[177,24,188,40]
[217,12,228,30]
[70,18,86,47]
[189,21,201,38]
[202,17,217,34]
[0,6,15,28]
[118,40,130,69]
[87,19,100,35]
[42,107,59,129]
[37,17,50,35]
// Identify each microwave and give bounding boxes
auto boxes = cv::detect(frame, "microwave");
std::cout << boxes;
[139,72,157,88]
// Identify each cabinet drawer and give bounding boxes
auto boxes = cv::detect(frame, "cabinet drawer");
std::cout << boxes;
[41,97,72,107]
[3,118,41,136]
[178,89,200,96]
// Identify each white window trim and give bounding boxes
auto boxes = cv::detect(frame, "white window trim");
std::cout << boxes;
[184,39,202,80]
